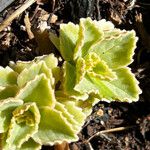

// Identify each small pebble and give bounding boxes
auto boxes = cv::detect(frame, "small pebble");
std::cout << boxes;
[96,109,104,117]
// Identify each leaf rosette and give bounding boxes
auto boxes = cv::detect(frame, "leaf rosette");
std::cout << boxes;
[50,17,142,102]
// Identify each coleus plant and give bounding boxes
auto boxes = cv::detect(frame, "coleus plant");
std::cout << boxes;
[0,18,141,150]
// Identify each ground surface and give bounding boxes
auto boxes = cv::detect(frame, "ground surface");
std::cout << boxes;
[0,0,150,150]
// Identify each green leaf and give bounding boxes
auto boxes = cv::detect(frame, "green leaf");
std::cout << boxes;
[52,67,60,86]
[84,52,117,80]
[60,22,79,61]
[74,18,103,60]
[56,93,86,128]
[5,102,40,149]
[0,66,18,86]
[36,54,58,69]
[16,138,41,150]
[0,98,23,133]
[74,74,99,95]
[17,61,54,87]
[0,85,18,100]
[55,102,79,132]
[93,19,114,31]
[10,54,58,73]
[9,61,31,74]
[16,74,56,108]
[33,106,78,145]
[49,32,60,50]
[58,101,86,126]
[75,58,86,84]
[76,67,141,102]
[90,30,138,69]
[63,62,76,93]
[62,62,88,100]
[96,67,142,102]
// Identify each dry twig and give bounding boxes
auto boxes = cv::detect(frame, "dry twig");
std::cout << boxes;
[0,0,36,32]
[24,12,34,39]
[87,126,135,142]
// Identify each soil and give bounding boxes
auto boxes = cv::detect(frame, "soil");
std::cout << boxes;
[0,0,150,150]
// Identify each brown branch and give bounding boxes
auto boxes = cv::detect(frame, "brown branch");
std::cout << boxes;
[0,0,36,32]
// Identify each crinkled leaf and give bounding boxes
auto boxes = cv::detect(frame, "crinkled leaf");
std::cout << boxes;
[75,68,141,102]
[0,66,18,86]
[33,107,78,145]
[34,54,60,86]
[36,54,58,69]
[0,85,18,100]
[74,74,99,94]
[5,103,40,149]
[2,126,40,150]
[56,94,86,129]
[58,100,86,126]
[16,74,56,108]
[63,62,88,100]
[17,61,54,87]
[0,98,23,133]
[60,22,79,61]
[84,53,116,80]
[10,54,58,73]
[93,19,114,31]
[55,102,79,132]
[90,30,138,69]
[96,67,142,102]
[74,18,103,60]
[75,53,116,94]
[76,58,86,84]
